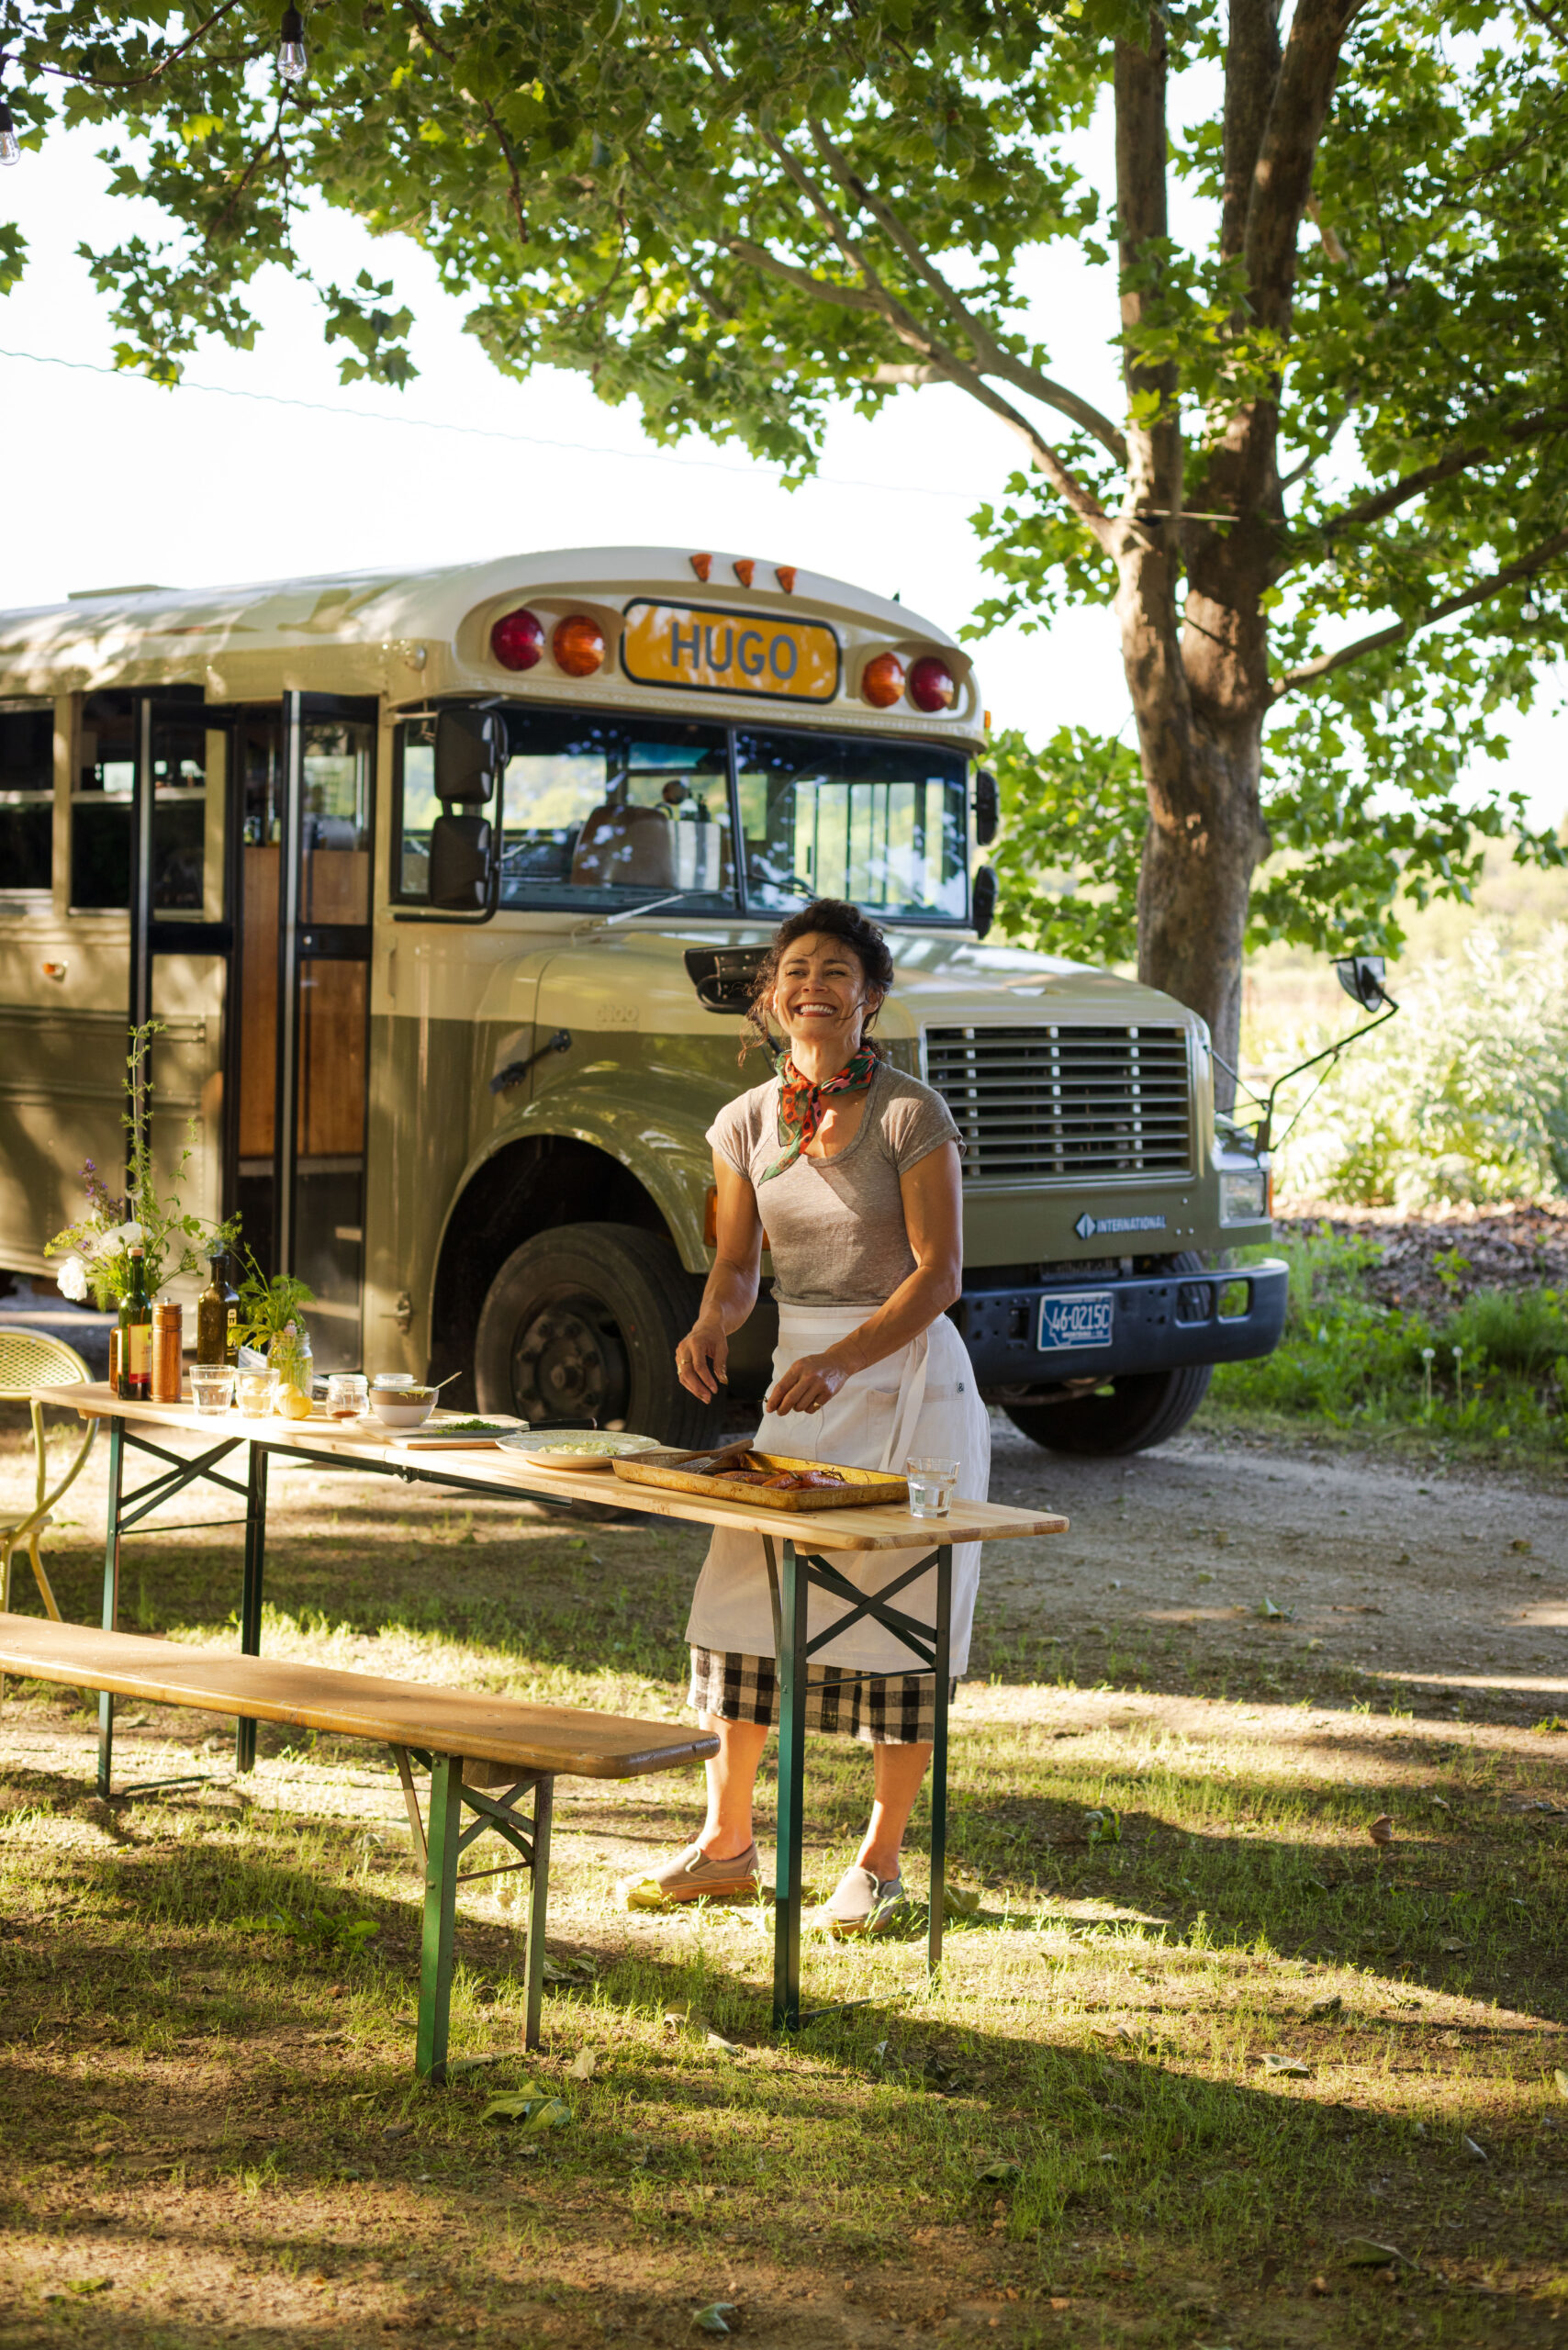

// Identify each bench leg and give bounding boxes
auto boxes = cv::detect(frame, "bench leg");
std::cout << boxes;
[417,1751,464,2085]
[236,1444,269,1776]
[97,1419,125,1800]
[522,1775,554,2052]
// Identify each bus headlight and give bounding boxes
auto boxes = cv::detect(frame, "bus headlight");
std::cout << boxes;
[1219,1168,1269,1224]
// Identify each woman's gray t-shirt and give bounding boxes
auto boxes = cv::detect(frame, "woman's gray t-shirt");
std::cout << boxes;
[706,1061,961,1306]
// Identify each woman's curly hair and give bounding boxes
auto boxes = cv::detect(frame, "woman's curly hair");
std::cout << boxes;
[742,899,896,1065]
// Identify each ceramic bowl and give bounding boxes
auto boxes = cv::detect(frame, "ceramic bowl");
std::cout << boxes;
[369,1387,436,1429]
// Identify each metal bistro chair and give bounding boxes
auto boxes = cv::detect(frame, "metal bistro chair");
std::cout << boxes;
[0,1329,98,1624]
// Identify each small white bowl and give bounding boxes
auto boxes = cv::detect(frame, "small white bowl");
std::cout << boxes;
[370,1388,435,1429]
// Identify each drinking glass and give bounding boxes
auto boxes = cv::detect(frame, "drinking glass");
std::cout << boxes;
[236,1369,276,1419]
[904,1456,959,1518]
[190,1364,235,1416]
[326,1373,369,1419]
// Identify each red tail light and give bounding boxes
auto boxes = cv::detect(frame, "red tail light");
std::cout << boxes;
[554,615,606,677]
[491,608,543,671]
[908,655,957,713]
[862,651,905,709]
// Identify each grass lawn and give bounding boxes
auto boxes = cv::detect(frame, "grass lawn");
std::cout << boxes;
[1,1422,1566,2347]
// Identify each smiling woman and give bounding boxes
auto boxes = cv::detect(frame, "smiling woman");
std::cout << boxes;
[645,898,991,1936]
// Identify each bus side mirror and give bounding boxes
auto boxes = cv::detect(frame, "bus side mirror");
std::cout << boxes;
[973,768,999,847]
[434,706,506,804]
[1334,953,1392,1013]
[971,864,998,940]
[429,812,494,911]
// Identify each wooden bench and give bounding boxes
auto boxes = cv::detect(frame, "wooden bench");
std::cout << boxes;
[0,1612,716,2081]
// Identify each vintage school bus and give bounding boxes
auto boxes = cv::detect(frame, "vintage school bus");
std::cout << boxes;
[0,547,1285,1453]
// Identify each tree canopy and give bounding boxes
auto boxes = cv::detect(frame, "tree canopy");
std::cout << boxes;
[5,1,1567,1068]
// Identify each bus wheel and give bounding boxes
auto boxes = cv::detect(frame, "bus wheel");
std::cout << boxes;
[475,1222,711,1448]
[1002,1362,1213,1457]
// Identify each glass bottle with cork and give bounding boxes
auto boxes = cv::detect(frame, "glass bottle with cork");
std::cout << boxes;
[196,1248,241,1368]
[118,1244,152,1402]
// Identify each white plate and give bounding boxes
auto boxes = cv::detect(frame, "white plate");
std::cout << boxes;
[498,1433,664,1472]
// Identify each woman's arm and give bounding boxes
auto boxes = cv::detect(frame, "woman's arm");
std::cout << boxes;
[675,1153,765,1402]
[767,1141,964,1416]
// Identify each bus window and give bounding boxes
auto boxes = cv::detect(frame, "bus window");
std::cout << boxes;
[736,730,969,922]
[0,701,53,897]
[71,692,208,912]
[393,709,734,912]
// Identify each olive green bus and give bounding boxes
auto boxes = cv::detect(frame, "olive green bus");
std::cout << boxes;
[0,546,1284,1453]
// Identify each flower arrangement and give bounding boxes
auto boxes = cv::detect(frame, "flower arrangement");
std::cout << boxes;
[45,1023,241,1305]
[233,1254,317,1417]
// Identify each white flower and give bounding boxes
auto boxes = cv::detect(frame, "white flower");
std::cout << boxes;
[57,1256,89,1303]
[119,1219,144,1249]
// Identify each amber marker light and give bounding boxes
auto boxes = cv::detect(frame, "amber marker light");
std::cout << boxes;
[554,615,607,677]
[908,654,957,713]
[862,651,906,709]
[491,609,544,671]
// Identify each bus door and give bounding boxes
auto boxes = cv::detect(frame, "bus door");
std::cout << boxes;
[229,694,376,1372]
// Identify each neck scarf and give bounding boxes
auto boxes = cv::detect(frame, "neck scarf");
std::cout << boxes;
[758,1048,879,1184]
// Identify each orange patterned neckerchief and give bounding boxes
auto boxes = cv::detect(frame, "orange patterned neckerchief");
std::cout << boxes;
[758,1049,878,1184]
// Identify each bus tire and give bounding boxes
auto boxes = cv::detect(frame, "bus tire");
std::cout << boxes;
[1002,1361,1214,1457]
[474,1221,713,1449]
[1002,1251,1215,1458]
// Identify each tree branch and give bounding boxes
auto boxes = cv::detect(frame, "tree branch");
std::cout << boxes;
[1271,523,1568,697]
[1311,409,1568,539]
[723,237,879,312]
[804,118,1128,464]
[1115,22,1182,516]
[1221,0,1284,263]
[1245,0,1364,334]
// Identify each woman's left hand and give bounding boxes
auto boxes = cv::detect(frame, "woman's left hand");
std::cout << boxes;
[767,1350,852,1416]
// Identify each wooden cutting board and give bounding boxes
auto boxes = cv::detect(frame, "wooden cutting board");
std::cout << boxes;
[611,1449,908,1512]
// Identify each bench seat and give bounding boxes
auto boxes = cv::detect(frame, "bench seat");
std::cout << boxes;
[0,1612,716,2077]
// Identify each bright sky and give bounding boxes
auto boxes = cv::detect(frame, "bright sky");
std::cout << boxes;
[0,113,1561,828]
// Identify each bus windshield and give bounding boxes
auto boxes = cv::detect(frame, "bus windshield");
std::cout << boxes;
[395,708,969,923]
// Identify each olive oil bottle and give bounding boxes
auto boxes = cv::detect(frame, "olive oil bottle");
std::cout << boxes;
[196,1248,241,1367]
[118,1244,152,1402]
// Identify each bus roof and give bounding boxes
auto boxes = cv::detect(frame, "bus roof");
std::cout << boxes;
[0,547,980,740]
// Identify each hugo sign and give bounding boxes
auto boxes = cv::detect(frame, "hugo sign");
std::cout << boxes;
[622,600,839,701]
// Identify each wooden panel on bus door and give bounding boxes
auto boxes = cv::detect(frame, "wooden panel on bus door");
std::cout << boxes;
[299,958,368,1158]
[239,842,278,1158]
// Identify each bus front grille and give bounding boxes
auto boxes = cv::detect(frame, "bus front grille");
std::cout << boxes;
[924,1024,1193,1184]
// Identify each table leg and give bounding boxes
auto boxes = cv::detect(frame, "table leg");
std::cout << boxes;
[96,1418,125,1800]
[522,1775,554,2052]
[418,1752,464,2084]
[235,1443,268,1776]
[927,1543,953,1982]
[772,1538,809,2032]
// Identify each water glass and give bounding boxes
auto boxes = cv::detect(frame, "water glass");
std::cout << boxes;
[326,1372,369,1420]
[190,1364,235,1416]
[905,1456,959,1518]
[236,1368,275,1419]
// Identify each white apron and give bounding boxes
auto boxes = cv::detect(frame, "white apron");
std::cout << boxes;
[684,1302,991,1674]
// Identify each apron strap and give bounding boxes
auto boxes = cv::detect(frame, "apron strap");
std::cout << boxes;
[879,1327,929,1476]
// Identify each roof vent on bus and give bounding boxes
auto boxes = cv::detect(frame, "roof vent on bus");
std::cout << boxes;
[683,946,770,1014]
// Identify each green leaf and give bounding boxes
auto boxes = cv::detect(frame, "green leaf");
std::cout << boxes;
[1341,2238,1411,2268]
[1554,2068,1568,2100]
[1260,2053,1311,2077]
[480,2087,572,2131]
[692,2304,738,2336]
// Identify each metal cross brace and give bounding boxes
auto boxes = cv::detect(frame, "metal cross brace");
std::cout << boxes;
[390,1744,556,2080]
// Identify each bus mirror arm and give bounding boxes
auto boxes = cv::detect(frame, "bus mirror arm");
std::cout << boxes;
[489,1031,572,1094]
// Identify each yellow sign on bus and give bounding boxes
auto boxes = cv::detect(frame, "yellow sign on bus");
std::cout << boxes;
[621,599,840,701]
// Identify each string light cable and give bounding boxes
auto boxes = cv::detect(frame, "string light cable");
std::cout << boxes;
[0,341,978,502]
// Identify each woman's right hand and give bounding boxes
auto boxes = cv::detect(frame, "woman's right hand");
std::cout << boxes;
[676,1315,730,1402]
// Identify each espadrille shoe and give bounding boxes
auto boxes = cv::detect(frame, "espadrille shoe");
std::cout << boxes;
[622,1841,762,1910]
[819,1863,904,1936]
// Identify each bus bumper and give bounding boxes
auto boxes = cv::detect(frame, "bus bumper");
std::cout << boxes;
[954,1258,1290,1388]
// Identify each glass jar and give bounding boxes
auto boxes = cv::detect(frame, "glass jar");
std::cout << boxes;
[270,1319,315,1422]
[326,1372,369,1419]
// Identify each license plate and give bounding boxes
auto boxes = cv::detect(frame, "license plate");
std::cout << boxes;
[622,599,840,700]
[1037,1291,1114,1351]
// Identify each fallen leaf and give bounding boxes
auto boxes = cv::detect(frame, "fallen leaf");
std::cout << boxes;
[1341,2238,1410,2268]
[64,2279,115,2298]
[1081,1810,1121,1847]
[1511,1537,1533,1554]
[1553,2068,1568,2100]
[381,2123,413,2141]
[692,2302,738,2335]
[706,2030,744,2055]
[975,2158,1021,2184]
[1367,1816,1394,1847]
[1259,2053,1311,2077]
[480,2087,572,2132]
[1462,2135,1488,2163]
[943,1883,981,1919]
[445,2054,501,2076]
[566,2049,598,2081]
[1439,1938,1470,1953]
[1306,1995,1343,2020]
[1258,1596,1290,1619]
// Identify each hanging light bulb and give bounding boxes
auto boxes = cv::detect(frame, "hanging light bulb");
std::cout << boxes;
[0,62,19,166]
[277,6,308,84]
[1520,597,1541,624]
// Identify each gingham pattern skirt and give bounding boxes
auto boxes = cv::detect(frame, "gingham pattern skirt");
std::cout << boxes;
[689,1646,954,1746]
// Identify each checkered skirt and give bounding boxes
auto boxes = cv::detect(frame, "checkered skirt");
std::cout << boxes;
[689,1645,954,1746]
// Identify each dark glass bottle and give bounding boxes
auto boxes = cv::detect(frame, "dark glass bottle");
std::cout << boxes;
[196,1253,228,1368]
[118,1244,152,1402]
